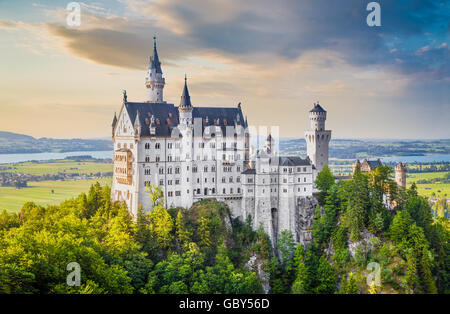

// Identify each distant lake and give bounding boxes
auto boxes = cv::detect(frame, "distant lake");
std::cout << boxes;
[0,150,449,165]
[380,155,450,163]
[0,151,113,164]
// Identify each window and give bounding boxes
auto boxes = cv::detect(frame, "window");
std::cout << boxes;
[159,168,164,174]
[168,143,172,149]
[283,189,287,193]
[197,178,200,183]
[304,177,307,182]
[145,169,151,175]
[223,188,226,194]
[156,156,160,162]
[159,179,164,185]
[248,178,253,183]
[222,177,226,183]
[168,180,173,185]
[229,177,233,183]
[283,178,287,183]
[155,143,160,149]
[145,143,150,149]
[193,167,198,173]
[175,179,180,185]
[145,156,150,162]
[167,167,172,174]
[237,188,241,193]
[175,191,181,196]
[230,188,233,194]
[175,167,180,174]
[204,166,208,172]
[168,155,173,162]
[168,191,173,197]
[212,188,215,194]
[237,176,240,183]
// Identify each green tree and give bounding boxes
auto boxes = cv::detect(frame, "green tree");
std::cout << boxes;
[315,165,335,205]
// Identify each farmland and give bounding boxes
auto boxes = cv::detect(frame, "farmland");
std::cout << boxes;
[0,178,112,213]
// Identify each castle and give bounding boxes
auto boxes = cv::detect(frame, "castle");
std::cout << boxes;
[352,158,407,188]
[111,38,330,244]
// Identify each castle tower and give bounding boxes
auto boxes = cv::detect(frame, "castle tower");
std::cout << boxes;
[395,162,407,188]
[145,37,165,102]
[304,102,331,172]
[265,134,275,155]
[179,75,193,125]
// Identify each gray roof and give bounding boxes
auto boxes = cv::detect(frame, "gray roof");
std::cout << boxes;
[125,102,179,137]
[310,103,326,113]
[242,168,256,175]
[192,106,247,135]
[123,101,247,137]
[272,156,311,166]
[365,159,383,170]
[180,77,192,108]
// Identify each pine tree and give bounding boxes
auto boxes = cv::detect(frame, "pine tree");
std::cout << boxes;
[176,210,192,247]
[198,216,212,248]
[405,251,418,293]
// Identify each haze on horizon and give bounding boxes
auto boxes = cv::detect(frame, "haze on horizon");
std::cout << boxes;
[0,0,448,140]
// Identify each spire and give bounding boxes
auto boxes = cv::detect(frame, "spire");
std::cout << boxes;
[180,75,192,108]
[151,36,162,74]
[123,90,127,103]
[112,112,117,127]
[134,111,141,127]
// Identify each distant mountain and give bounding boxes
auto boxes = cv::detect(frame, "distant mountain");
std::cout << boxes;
[0,131,35,141]
[0,131,113,154]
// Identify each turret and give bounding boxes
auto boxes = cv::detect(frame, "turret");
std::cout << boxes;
[112,112,117,137]
[179,75,193,125]
[395,162,407,188]
[145,37,165,102]
[265,134,275,155]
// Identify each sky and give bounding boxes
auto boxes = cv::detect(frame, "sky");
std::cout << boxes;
[0,0,448,139]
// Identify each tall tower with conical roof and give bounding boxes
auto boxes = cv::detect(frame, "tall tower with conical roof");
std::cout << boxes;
[179,75,193,125]
[145,37,165,102]
[304,102,331,172]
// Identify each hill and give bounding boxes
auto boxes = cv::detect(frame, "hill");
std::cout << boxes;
[0,131,113,154]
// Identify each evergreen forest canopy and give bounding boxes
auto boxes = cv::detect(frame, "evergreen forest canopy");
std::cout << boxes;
[0,165,448,294]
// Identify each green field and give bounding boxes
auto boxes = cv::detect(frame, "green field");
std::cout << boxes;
[3,160,113,175]
[406,172,450,198]
[0,178,112,213]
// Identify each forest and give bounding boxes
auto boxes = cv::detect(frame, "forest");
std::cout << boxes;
[0,165,448,294]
